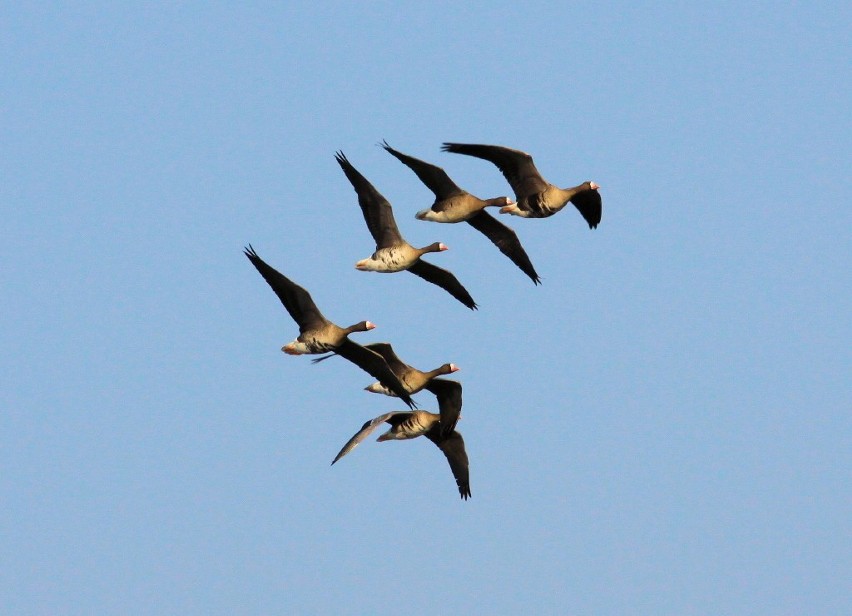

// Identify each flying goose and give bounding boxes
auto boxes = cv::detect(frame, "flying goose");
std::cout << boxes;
[314,341,462,436]
[332,410,471,500]
[243,245,416,409]
[441,142,602,228]
[380,141,541,284]
[334,151,478,310]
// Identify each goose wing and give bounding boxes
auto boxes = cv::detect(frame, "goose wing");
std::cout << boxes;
[335,151,404,248]
[425,428,471,500]
[570,187,603,229]
[466,212,540,284]
[441,142,548,199]
[362,342,411,375]
[424,377,462,437]
[331,412,412,464]
[407,260,478,310]
[243,245,327,332]
[381,141,465,200]
[334,339,417,409]
[311,341,407,371]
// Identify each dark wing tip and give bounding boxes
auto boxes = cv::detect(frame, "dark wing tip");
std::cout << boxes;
[402,394,418,410]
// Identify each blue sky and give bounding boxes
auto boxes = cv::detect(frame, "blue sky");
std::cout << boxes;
[2,2,849,614]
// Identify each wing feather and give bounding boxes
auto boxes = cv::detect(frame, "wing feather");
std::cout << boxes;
[381,141,464,199]
[334,339,417,409]
[424,378,462,437]
[407,260,477,310]
[570,187,603,229]
[331,412,411,464]
[243,245,327,332]
[442,143,548,199]
[335,151,403,248]
[425,429,471,500]
[466,212,540,284]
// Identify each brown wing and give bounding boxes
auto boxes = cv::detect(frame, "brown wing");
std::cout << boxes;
[425,428,471,500]
[331,412,411,465]
[335,151,404,248]
[311,341,408,373]
[381,141,465,200]
[334,339,417,409]
[570,187,602,229]
[424,378,462,437]
[243,245,328,332]
[441,143,549,199]
[361,342,411,375]
[466,212,540,284]
[407,260,478,310]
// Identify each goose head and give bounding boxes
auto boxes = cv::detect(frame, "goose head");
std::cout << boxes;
[486,196,514,207]
[346,320,376,333]
[420,242,448,254]
[440,363,460,375]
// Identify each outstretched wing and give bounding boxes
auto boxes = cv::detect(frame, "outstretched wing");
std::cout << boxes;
[466,212,540,284]
[407,260,478,310]
[441,142,548,199]
[331,412,412,464]
[424,378,462,437]
[310,341,406,371]
[243,245,327,332]
[333,339,417,409]
[335,151,404,248]
[381,141,464,200]
[361,342,411,375]
[425,429,471,500]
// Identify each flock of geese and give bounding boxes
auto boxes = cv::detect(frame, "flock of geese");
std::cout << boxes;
[245,142,603,500]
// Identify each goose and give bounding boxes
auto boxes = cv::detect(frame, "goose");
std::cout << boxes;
[334,151,478,310]
[441,142,602,228]
[313,342,462,436]
[380,141,541,284]
[243,245,416,409]
[332,410,471,500]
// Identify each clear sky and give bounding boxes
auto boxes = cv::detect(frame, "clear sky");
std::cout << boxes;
[2,2,850,614]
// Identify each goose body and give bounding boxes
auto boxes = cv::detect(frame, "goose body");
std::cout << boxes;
[332,410,471,500]
[441,142,602,228]
[243,245,416,409]
[415,198,495,224]
[335,151,478,309]
[355,241,447,273]
[498,182,600,220]
[381,141,540,283]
